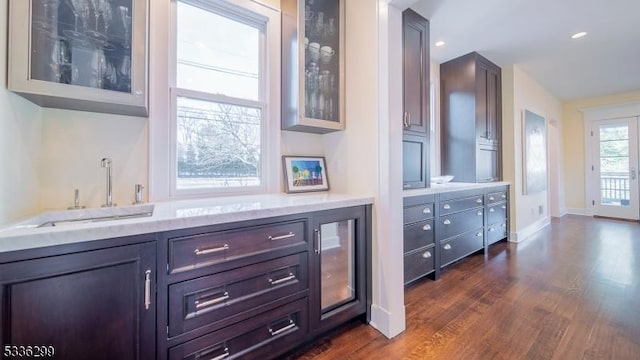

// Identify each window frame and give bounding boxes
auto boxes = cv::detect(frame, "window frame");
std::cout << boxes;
[158,0,280,200]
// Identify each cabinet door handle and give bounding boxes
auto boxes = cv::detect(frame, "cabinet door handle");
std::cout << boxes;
[422,207,431,214]
[476,198,483,204]
[489,196,495,201]
[403,112,411,128]
[269,319,296,336]
[144,270,151,310]
[314,229,321,254]
[194,244,229,256]
[489,208,496,213]
[195,292,230,309]
[422,224,431,231]
[422,251,432,259]
[443,204,451,210]
[443,219,451,225]
[477,211,483,216]
[269,273,296,285]
[268,232,295,241]
[443,243,452,250]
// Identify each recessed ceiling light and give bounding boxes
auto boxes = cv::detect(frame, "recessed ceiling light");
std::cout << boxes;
[571,32,587,39]
[435,41,445,47]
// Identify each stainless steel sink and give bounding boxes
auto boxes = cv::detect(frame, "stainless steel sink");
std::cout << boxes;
[37,210,153,228]
[6,204,157,230]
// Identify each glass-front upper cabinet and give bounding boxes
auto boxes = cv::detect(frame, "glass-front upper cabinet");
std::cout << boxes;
[282,0,345,133]
[8,0,148,117]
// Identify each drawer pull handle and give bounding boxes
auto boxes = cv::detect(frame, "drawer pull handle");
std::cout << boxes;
[489,208,496,213]
[422,251,432,259]
[502,223,507,228]
[269,273,296,285]
[476,198,483,204]
[501,194,507,199]
[268,232,295,241]
[488,227,496,232]
[208,348,230,360]
[195,292,230,309]
[476,232,483,237]
[422,224,432,231]
[443,219,451,225]
[269,320,296,336]
[443,244,452,250]
[489,196,495,201]
[144,270,151,310]
[194,244,229,256]
[502,205,507,209]
[422,207,431,214]
[477,211,483,216]
[443,204,451,210]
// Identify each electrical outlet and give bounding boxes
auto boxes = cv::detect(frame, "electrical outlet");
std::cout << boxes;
[538,205,544,215]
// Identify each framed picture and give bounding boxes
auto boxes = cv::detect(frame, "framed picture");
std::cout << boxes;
[282,156,330,193]
[522,109,547,195]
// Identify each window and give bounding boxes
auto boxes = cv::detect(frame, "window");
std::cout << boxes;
[169,0,277,196]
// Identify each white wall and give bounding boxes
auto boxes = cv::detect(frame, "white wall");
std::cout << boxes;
[502,65,562,241]
[0,1,43,226]
[39,109,148,210]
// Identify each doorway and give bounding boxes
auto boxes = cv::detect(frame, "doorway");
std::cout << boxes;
[589,117,639,220]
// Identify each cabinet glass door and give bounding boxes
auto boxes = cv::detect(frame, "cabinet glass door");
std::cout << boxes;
[30,0,133,92]
[319,219,355,312]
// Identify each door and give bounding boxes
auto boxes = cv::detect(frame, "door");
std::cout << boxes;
[402,9,429,135]
[591,117,640,220]
[0,242,156,360]
[310,207,367,334]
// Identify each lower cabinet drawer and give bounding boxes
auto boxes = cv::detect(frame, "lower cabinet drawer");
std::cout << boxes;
[168,298,308,360]
[168,220,306,274]
[403,203,434,224]
[438,208,484,240]
[404,245,435,284]
[440,229,484,267]
[487,202,507,224]
[403,220,435,253]
[487,221,508,245]
[168,253,308,337]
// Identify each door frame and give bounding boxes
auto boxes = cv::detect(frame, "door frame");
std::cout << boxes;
[583,102,640,216]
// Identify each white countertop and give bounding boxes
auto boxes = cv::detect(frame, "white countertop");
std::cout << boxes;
[403,182,510,197]
[0,193,373,254]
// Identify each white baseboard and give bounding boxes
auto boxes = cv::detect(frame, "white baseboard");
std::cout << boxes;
[369,304,406,339]
[566,208,592,216]
[508,216,551,243]
[321,235,340,251]
[553,208,568,218]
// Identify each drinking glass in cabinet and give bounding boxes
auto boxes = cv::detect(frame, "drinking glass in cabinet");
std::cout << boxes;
[30,0,134,93]
[282,0,344,133]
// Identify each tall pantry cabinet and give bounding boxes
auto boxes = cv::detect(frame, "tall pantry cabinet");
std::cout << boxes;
[402,9,430,190]
[440,52,502,183]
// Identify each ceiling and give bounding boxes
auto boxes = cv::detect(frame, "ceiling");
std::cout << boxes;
[412,0,640,100]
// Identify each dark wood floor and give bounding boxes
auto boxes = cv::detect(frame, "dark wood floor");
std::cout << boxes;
[290,215,640,359]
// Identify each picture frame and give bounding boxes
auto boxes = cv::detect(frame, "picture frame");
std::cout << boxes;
[522,109,548,195]
[282,156,330,193]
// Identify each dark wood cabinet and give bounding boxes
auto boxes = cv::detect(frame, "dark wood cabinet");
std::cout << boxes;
[403,134,429,189]
[403,185,509,284]
[0,241,156,360]
[160,205,371,360]
[441,52,502,183]
[310,206,369,335]
[402,9,430,135]
[402,9,430,190]
[402,194,437,284]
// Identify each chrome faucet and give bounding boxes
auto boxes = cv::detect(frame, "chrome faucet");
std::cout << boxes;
[101,158,116,207]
